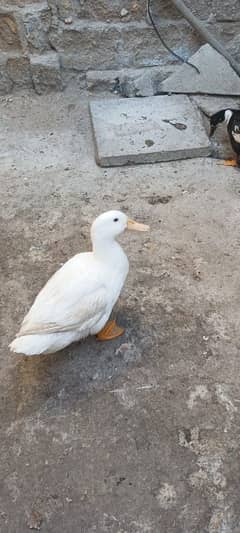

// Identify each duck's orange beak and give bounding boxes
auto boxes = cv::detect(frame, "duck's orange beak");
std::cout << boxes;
[127,219,150,232]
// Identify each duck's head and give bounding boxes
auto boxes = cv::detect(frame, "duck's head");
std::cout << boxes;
[209,109,233,137]
[91,210,149,241]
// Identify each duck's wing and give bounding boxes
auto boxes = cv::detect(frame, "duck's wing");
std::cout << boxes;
[17,254,108,336]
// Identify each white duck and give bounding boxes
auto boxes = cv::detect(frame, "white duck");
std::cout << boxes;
[10,210,149,356]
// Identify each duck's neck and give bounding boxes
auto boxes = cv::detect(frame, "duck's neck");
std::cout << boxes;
[92,237,125,266]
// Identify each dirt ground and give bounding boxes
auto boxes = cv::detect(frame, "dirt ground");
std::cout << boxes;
[1,88,240,533]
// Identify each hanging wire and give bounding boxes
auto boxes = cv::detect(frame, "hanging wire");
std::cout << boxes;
[147,0,200,74]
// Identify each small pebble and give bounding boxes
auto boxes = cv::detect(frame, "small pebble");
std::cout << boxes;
[120,8,129,17]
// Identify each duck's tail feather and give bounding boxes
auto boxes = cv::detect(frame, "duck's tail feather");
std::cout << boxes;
[9,334,54,356]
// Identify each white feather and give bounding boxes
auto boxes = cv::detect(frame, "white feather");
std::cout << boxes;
[224,110,233,124]
[232,131,240,144]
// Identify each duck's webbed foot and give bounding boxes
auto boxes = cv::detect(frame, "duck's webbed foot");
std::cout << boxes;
[221,159,238,167]
[96,320,125,341]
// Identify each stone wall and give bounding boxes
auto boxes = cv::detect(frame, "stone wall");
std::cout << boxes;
[0,0,239,94]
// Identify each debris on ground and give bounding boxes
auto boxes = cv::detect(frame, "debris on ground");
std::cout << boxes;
[26,511,43,531]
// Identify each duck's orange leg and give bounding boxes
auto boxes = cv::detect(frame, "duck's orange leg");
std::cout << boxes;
[96,320,125,341]
[223,159,238,167]
[217,159,238,167]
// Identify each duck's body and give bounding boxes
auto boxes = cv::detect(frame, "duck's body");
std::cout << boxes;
[210,109,240,167]
[10,211,148,356]
[11,246,128,355]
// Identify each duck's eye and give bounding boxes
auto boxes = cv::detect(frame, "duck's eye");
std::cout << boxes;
[113,218,119,222]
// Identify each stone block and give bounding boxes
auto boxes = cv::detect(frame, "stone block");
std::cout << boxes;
[160,44,240,96]
[118,65,176,97]
[48,0,171,22]
[50,22,122,67]
[119,21,199,68]
[54,0,77,20]
[184,0,240,21]
[87,69,122,93]
[30,52,62,94]
[229,34,240,63]
[52,20,199,71]
[61,69,86,88]
[22,3,51,52]
[86,65,175,96]
[7,55,32,87]
[5,0,45,6]
[0,14,21,51]
[0,56,13,94]
[89,94,211,167]
[216,21,240,46]
[45,0,240,23]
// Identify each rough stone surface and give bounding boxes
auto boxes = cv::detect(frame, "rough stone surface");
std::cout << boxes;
[5,0,44,5]
[7,55,32,87]
[1,90,240,532]
[118,68,165,97]
[51,0,165,22]
[22,3,51,52]
[51,20,200,71]
[228,33,240,63]
[87,69,126,94]
[58,0,79,20]
[86,65,175,96]
[0,13,21,51]
[0,56,13,94]
[30,52,62,94]
[89,95,211,167]
[0,0,240,94]
[160,44,240,96]
[48,0,240,23]
[217,21,240,55]
[118,65,177,97]
[183,0,240,21]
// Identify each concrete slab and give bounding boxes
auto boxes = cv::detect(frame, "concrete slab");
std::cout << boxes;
[89,95,211,167]
[160,44,240,96]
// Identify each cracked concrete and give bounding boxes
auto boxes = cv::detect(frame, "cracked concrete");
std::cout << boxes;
[1,88,240,532]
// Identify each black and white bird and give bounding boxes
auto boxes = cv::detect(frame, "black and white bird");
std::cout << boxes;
[209,109,240,167]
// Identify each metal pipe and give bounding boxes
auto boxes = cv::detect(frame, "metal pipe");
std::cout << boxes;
[170,0,240,77]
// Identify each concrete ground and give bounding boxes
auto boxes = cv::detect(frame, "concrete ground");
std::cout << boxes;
[1,88,240,533]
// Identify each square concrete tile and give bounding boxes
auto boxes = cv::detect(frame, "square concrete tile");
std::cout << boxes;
[160,44,240,96]
[89,94,211,167]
